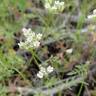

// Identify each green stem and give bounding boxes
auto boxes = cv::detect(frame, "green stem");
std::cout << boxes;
[77,83,83,96]
[30,49,41,67]
[12,67,31,85]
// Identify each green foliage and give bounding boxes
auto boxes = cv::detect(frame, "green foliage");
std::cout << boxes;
[0,0,96,95]
[0,50,24,81]
[68,62,89,77]
[0,84,7,96]
[0,0,27,37]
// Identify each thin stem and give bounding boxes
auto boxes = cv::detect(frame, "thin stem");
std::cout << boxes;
[77,83,84,96]
[31,49,40,66]
[12,67,31,85]
[27,49,41,67]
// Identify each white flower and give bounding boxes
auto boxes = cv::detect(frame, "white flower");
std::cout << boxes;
[44,3,51,9]
[40,66,48,75]
[87,9,96,19]
[33,41,40,48]
[60,2,64,6]
[37,65,54,78]
[22,28,31,36]
[66,48,73,54]
[44,0,64,13]
[22,28,27,33]
[87,14,96,19]
[47,66,54,73]
[18,42,24,47]
[30,32,35,38]
[51,6,57,10]
[36,33,42,40]
[18,28,42,49]
[40,66,46,73]
[26,38,32,43]
[55,1,60,5]
[37,71,44,78]
[54,1,64,7]
[93,9,96,14]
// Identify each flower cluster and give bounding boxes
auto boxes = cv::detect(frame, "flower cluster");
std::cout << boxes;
[18,28,42,49]
[37,65,54,78]
[87,9,96,19]
[44,0,65,13]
